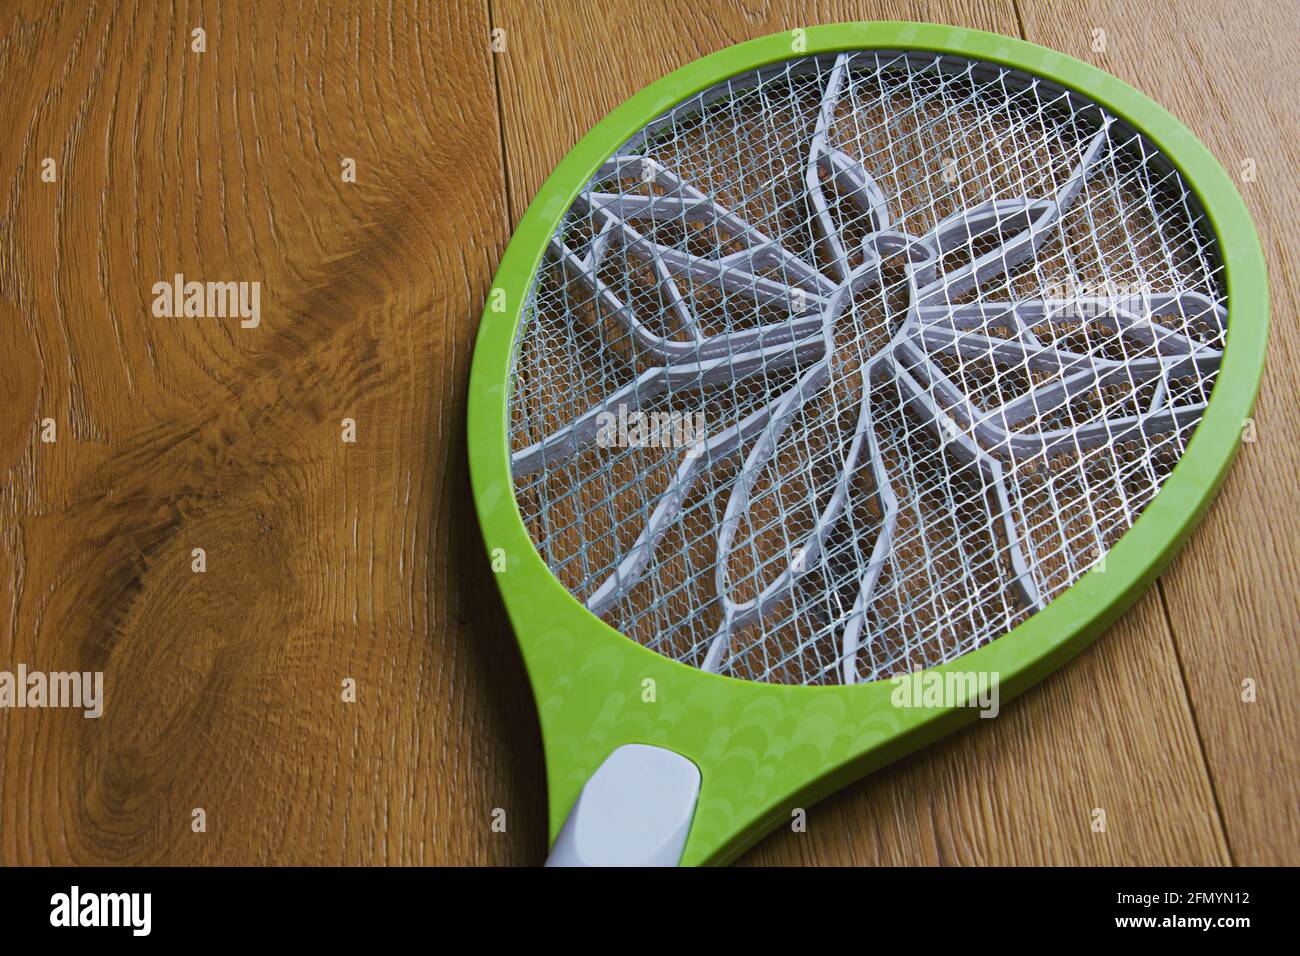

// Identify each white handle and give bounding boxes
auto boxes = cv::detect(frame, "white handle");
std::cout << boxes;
[545,744,701,867]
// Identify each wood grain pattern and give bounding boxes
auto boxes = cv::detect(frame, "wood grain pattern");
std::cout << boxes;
[0,0,1293,866]
[0,0,545,865]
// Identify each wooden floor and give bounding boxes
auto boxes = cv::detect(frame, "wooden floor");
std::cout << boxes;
[0,0,1295,866]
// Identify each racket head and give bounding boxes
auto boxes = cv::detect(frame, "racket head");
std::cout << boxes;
[468,22,1267,865]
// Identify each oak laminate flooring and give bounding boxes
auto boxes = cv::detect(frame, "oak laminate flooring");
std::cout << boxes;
[0,0,545,864]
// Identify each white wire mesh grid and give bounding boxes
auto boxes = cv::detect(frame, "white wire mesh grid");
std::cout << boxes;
[507,51,1225,686]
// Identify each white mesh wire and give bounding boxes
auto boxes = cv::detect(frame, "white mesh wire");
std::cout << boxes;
[507,51,1225,686]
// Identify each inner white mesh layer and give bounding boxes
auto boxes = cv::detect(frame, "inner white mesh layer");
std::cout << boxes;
[507,51,1225,686]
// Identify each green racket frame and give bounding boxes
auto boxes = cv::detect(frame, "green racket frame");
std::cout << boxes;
[467,22,1267,866]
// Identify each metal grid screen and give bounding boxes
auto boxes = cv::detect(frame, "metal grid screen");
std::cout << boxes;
[506,51,1226,686]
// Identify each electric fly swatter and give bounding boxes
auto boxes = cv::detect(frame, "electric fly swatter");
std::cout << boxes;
[467,23,1267,866]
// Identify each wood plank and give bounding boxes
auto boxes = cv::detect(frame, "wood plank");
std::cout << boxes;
[1018,0,1300,868]
[0,0,544,864]
[490,0,1228,865]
